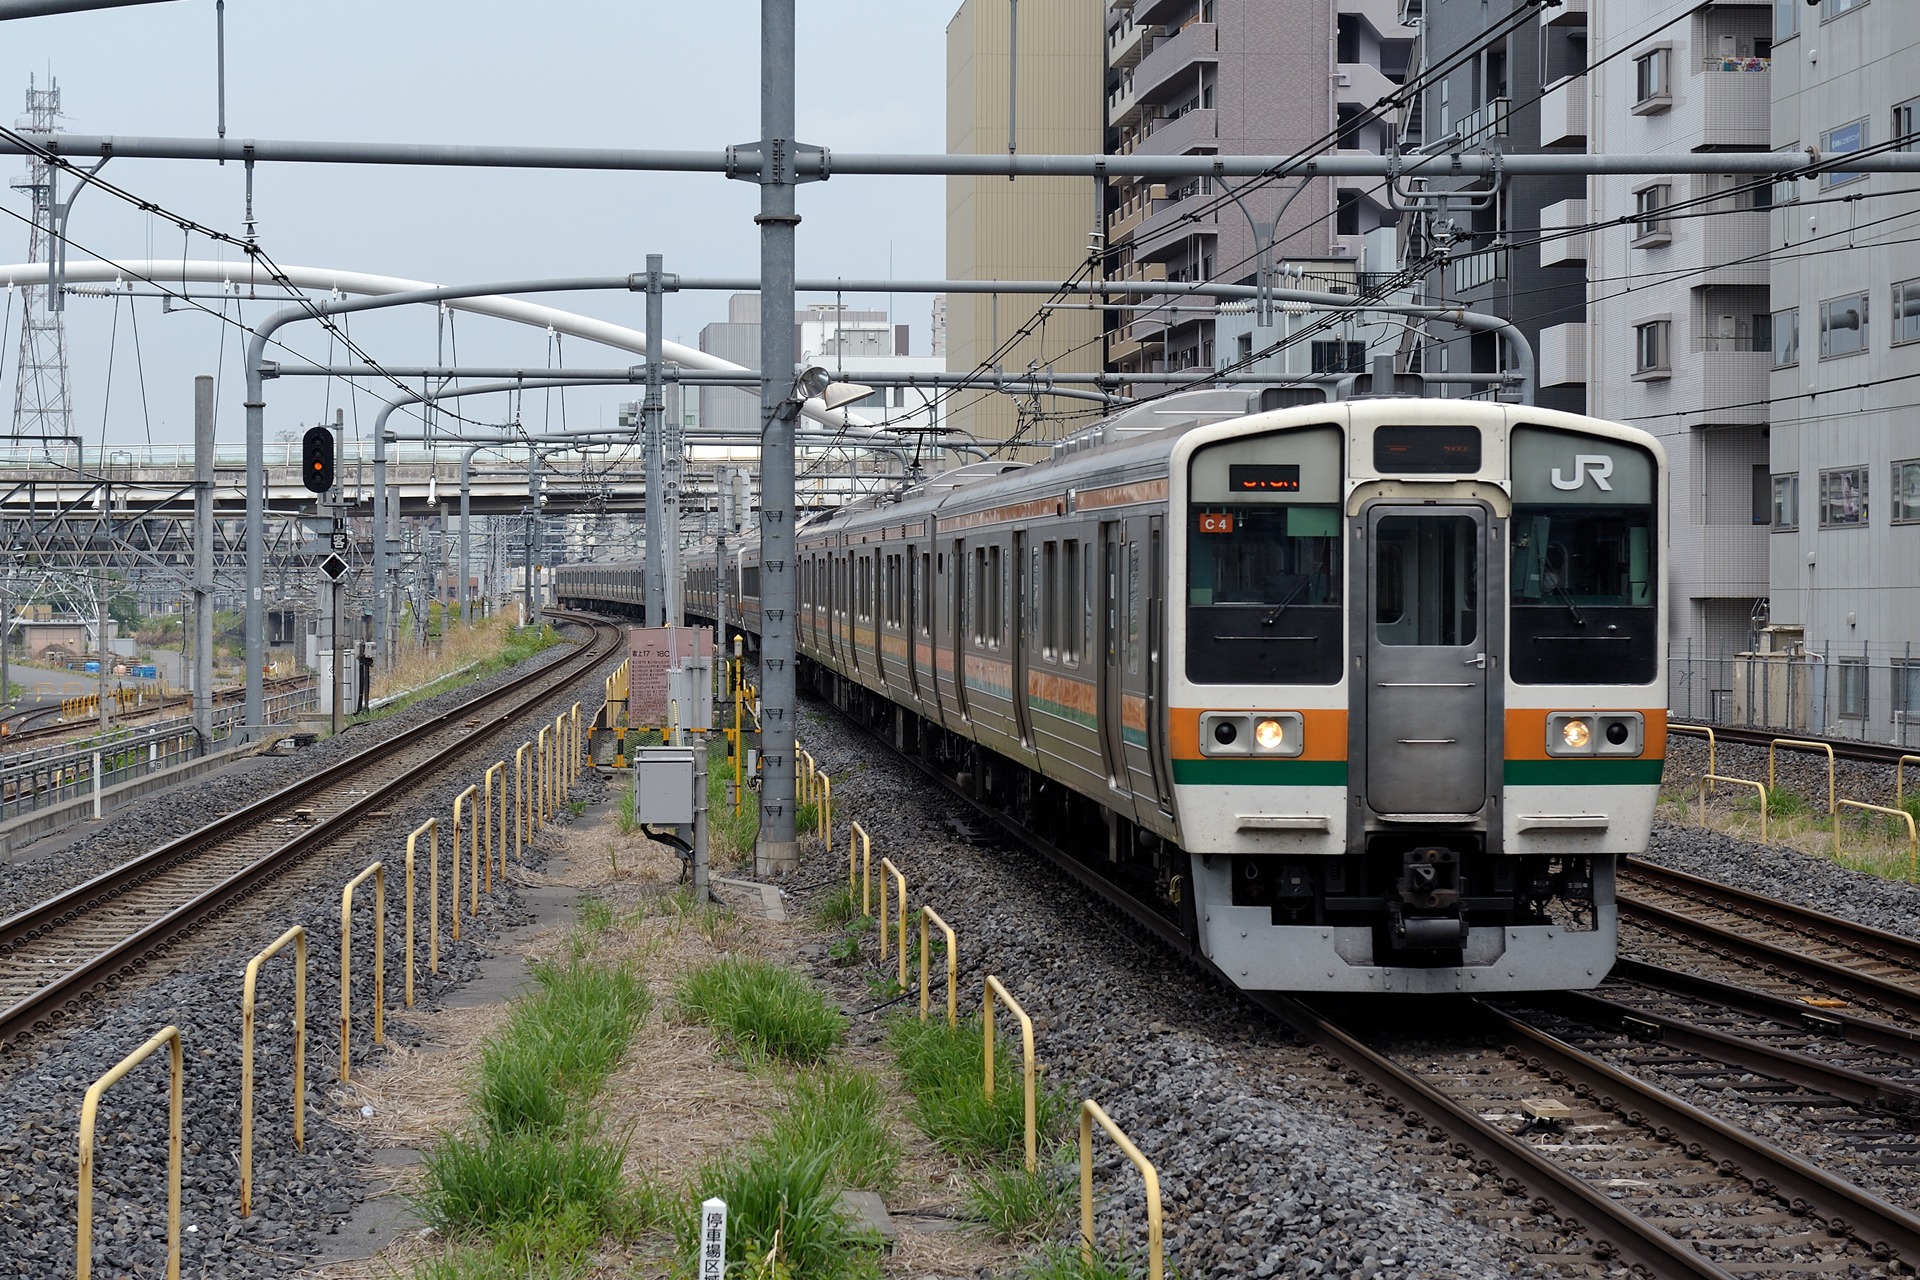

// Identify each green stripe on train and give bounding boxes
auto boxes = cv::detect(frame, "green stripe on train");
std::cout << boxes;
[1172,758,1349,786]
[1503,759,1666,787]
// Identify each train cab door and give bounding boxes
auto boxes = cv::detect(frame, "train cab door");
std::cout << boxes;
[1362,505,1491,817]
[952,539,970,722]
[1098,521,1127,789]
[1012,530,1033,748]
[906,544,920,700]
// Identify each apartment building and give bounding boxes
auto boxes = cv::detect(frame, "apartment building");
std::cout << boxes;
[1586,0,1774,659]
[1412,0,1588,414]
[1763,0,1920,735]
[1103,0,1417,378]
[946,0,1106,452]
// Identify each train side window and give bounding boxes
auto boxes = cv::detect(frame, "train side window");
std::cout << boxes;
[1062,539,1081,664]
[1126,540,1141,676]
[919,553,932,636]
[1375,543,1405,626]
[1042,541,1059,658]
[988,545,1004,646]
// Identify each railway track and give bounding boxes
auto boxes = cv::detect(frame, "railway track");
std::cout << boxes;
[0,675,310,749]
[0,613,620,1046]
[1669,721,1920,769]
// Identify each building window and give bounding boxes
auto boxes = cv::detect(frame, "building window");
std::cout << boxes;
[1311,340,1367,373]
[1632,183,1671,244]
[1753,465,1771,525]
[1838,658,1868,721]
[1823,0,1866,19]
[1633,320,1670,376]
[1774,0,1800,40]
[1821,118,1867,187]
[1771,307,1800,367]
[1820,292,1869,359]
[1893,459,1920,524]
[1819,465,1869,527]
[1633,47,1671,109]
[1895,661,1920,722]
[1896,97,1920,152]
[1772,142,1802,205]
[1771,473,1799,530]
[1894,278,1920,346]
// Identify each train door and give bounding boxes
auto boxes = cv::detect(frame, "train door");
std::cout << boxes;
[906,544,920,699]
[1363,505,1489,816]
[1012,530,1032,748]
[1098,521,1126,788]
[1143,517,1173,816]
[952,539,970,722]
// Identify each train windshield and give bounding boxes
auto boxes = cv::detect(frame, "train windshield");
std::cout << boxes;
[1186,505,1343,684]
[1508,428,1658,684]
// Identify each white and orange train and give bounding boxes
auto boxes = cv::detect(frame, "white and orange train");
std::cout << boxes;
[557,391,1668,993]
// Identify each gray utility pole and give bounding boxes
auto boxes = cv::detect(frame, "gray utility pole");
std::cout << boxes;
[96,585,108,731]
[193,374,213,752]
[643,255,668,626]
[747,0,810,873]
[713,466,734,662]
[526,447,541,626]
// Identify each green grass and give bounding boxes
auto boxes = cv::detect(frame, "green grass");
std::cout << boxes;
[406,1203,605,1279]
[353,623,563,723]
[1748,785,1808,818]
[764,1066,903,1195]
[1018,1242,1155,1280]
[688,1144,882,1280]
[708,737,759,863]
[578,897,614,934]
[675,956,844,1065]
[963,1159,1074,1240]
[812,883,862,928]
[796,800,820,838]
[615,787,641,836]
[417,1120,632,1236]
[474,959,648,1135]
[887,1016,1066,1164]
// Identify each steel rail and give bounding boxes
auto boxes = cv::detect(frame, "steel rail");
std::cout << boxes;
[1614,957,1920,1060]
[0,613,619,1044]
[1668,721,1920,769]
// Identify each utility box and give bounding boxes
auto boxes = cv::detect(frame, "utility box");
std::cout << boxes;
[633,746,697,826]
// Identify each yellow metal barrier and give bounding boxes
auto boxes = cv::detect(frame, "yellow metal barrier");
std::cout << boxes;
[919,906,957,1027]
[452,783,481,918]
[878,856,909,992]
[1768,737,1837,815]
[797,749,814,807]
[1835,799,1920,879]
[484,762,507,884]
[405,817,439,986]
[570,704,582,786]
[1898,755,1920,810]
[985,975,1039,1171]
[819,772,833,851]
[77,1026,184,1280]
[339,861,386,1081]
[240,926,306,1217]
[1700,774,1768,843]
[554,712,568,802]
[1078,1098,1163,1280]
[535,727,550,829]
[1667,723,1716,783]
[849,820,872,915]
[515,741,532,858]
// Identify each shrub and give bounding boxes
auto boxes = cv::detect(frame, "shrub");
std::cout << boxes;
[765,1067,902,1195]
[474,959,648,1135]
[886,1016,1065,1163]
[689,1144,881,1280]
[417,1121,629,1235]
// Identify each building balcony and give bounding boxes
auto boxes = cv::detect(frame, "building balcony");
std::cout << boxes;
[1134,106,1216,156]
[1452,245,1507,294]
[1699,58,1770,150]
[1107,17,1156,71]
[1539,198,1587,268]
[1130,0,1190,27]
[1106,184,1165,242]
[1540,75,1586,148]
[1684,349,1770,424]
[1544,0,1585,25]
[1539,322,1587,386]
[1133,19,1217,107]
[1132,181,1220,256]
[1337,61,1399,110]
[1458,97,1508,149]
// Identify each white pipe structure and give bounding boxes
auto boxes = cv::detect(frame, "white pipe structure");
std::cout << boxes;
[0,260,876,431]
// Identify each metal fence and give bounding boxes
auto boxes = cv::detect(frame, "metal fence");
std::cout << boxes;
[0,684,318,823]
[1668,644,1920,749]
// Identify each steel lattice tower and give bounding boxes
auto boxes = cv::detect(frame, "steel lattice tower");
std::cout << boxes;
[9,75,73,441]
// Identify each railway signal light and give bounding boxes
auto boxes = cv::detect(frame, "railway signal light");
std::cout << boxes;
[302,426,335,494]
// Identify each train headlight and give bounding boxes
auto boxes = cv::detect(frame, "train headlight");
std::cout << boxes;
[1547,711,1645,757]
[1199,711,1303,758]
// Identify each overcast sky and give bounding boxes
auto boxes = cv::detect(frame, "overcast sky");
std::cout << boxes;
[0,1,949,451]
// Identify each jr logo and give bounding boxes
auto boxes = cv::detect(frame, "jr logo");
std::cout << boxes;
[1551,454,1614,491]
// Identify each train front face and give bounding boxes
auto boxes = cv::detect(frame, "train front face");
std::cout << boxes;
[1171,405,1666,993]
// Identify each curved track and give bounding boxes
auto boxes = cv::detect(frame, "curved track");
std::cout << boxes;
[0,613,620,1045]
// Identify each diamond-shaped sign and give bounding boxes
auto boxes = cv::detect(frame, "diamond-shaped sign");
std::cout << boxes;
[320,554,349,582]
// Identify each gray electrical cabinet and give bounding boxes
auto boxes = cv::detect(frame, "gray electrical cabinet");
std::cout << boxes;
[633,746,696,826]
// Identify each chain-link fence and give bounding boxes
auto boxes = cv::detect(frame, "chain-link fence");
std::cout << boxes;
[1668,642,1920,748]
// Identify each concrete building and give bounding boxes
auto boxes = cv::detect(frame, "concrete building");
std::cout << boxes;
[1762,0,1920,737]
[947,0,1106,452]
[1585,0,1774,663]
[696,293,763,437]
[1104,0,1416,382]
[1409,0,1588,413]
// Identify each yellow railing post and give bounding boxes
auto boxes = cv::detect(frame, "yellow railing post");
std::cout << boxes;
[1835,799,1920,879]
[919,906,957,1027]
[77,1026,184,1280]
[819,772,832,850]
[985,975,1039,1171]
[454,784,481,910]
[1768,737,1837,815]
[515,742,531,859]
[879,856,908,992]
[339,861,386,1082]
[535,727,550,829]
[571,703,582,784]
[406,817,439,984]
[850,821,872,915]
[1079,1099,1164,1280]
[240,926,306,1216]
[1898,755,1920,810]
[1700,774,1768,843]
[1667,723,1716,784]
[484,762,506,884]
[554,713,568,801]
